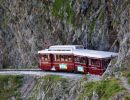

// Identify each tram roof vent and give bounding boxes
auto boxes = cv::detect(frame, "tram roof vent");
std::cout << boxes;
[48,45,84,51]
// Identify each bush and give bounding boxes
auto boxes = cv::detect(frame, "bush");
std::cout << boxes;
[78,78,124,100]
[127,74,130,85]
[0,75,23,99]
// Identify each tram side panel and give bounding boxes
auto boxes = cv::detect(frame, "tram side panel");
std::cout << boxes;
[87,58,104,75]
[39,54,52,71]
[74,56,88,74]
[52,55,75,72]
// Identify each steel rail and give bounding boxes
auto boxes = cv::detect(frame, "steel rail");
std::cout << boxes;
[0,69,42,71]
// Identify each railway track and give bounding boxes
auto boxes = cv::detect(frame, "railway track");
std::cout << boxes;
[0,69,41,71]
[0,69,102,81]
[0,69,85,79]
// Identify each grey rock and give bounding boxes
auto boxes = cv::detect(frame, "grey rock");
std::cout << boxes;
[0,0,129,71]
[92,91,99,100]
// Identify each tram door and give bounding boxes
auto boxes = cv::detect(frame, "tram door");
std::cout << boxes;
[50,54,54,67]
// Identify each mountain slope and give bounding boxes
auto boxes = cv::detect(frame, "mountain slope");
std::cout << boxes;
[0,0,129,70]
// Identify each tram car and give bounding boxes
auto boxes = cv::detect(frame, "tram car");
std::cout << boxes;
[38,45,118,75]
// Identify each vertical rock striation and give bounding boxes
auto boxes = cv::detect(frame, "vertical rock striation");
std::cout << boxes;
[0,0,129,68]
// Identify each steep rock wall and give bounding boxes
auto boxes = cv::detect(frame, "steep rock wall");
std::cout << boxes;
[0,0,129,68]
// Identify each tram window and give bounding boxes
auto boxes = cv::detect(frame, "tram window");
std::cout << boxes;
[44,55,48,61]
[60,55,64,61]
[41,54,49,61]
[80,58,86,64]
[68,58,72,62]
[104,59,111,67]
[56,55,60,61]
[89,59,100,66]
[75,57,80,62]
[48,55,50,61]
[65,58,68,61]
[55,55,72,62]
[54,55,56,61]
[68,56,72,62]
[41,56,44,60]
[64,56,68,61]
[55,55,64,61]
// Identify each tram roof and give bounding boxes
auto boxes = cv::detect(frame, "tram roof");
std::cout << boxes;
[48,45,84,51]
[38,49,73,54]
[38,45,118,58]
[38,49,118,58]
[73,49,118,58]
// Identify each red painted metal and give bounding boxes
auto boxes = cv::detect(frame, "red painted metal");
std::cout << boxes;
[74,62,88,74]
[88,66,102,75]
[38,54,111,75]
[52,55,75,72]
[39,54,52,71]
[40,61,52,70]
[74,56,88,74]
[52,61,75,71]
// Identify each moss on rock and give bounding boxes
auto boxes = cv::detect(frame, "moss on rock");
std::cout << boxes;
[127,74,130,85]
[0,75,23,100]
[52,0,75,24]
[30,75,125,100]
[78,78,124,100]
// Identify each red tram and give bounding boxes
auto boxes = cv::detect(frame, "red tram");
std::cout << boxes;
[38,45,118,75]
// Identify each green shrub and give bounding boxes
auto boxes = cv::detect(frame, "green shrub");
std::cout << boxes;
[0,75,23,99]
[125,95,130,100]
[0,0,4,5]
[127,74,130,85]
[78,78,124,100]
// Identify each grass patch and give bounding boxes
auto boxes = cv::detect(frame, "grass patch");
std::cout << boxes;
[43,75,68,91]
[127,74,130,85]
[31,75,125,99]
[121,63,130,76]
[78,78,124,100]
[98,10,105,22]
[125,95,130,100]
[2,15,10,28]
[0,75,23,100]
[0,0,4,5]
[44,74,65,82]
[88,20,96,33]
[122,64,130,85]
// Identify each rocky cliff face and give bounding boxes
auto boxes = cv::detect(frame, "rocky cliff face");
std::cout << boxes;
[0,0,129,68]
[20,75,129,100]
[1,74,130,100]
